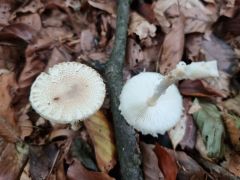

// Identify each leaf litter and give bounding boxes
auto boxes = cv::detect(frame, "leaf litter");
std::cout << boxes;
[0,0,239,179]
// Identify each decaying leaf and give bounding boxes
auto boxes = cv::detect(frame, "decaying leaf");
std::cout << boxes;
[71,137,98,171]
[128,12,156,40]
[153,0,218,34]
[179,79,224,98]
[223,94,240,116]
[223,113,240,151]
[195,131,210,160]
[193,99,225,158]
[29,144,58,180]
[154,144,178,180]
[159,8,184,74]
[67,159,115,180]
[222,150,240,177]
[167,150,207,179]
[140,142,164,180]
[169,98,196,149]
[202,34,238,75]
[0,142,29,180]
[88,0,116,16]
[84,111,116,172]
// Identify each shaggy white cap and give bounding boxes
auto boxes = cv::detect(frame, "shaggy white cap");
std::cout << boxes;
[119,72,183,136]
[30,62,106,123]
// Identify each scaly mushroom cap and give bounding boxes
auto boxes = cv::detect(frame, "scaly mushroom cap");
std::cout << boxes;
[30,62,106,123]
[119,72,183,136]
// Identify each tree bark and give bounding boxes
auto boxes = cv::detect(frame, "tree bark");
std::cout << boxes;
[105,0,143,180]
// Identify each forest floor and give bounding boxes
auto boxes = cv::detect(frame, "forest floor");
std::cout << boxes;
[0,0,240,179]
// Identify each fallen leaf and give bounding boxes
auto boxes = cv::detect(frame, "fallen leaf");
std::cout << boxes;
[201,34,238,75]
[0,1,13,27]
[158,7,184,74]
[137,2,157,24]
[1,23,37,44]
[65,0,81,11]
[154,144,178,180]
[169,98,196,149]
[223,94,240,116]
[140,142,164,180]
[70,137,98,171]
[84,111,116,172]
[80,29,97,52]
[45,47,71,71]
[126,38,145,72]
[0,73,18,125]
[0,142,29,180]
[128,12,156,40]
[88,0,116,16]
[167,150,207,179]
[12,0,44,15]
[223,113,240,151]
[67,159,115,180]
[222,150,240,177]
[195,131,210,160]
[193,99,225,158]
[16,13,42,31]
[153,0,218,34]
[29,144,58,180]
[179,79,224,98]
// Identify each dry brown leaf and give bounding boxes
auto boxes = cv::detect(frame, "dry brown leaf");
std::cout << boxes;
[167,150,207,179]
[45,47,71,71]
[179,79,224,98]
[29,144,58,180]
[223,94,240,116]
[140,142,164,180]
[0,72,17,125]
[154,144,178,180]
[223,113,240,151]
[16,13,42,31]
[0,1,13,27]
[12,0,44,15]
[67,159,115,180]
[16,48,45,105]
[169,98,196,150]
[126,38,145,72]
[2,23,37,43]
[158,8,184,74]
[137,2,157,24]
[84,111,116,172]
[222,150,240,177]
[88,0,116,16]
[0,142,29,179]
[80,29,97,52]
[153,0,218,34]
[201,34,238,75]
[128,12,156,40]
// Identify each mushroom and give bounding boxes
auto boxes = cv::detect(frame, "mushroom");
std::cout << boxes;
[119,61,219,136]
[30,62,106,125]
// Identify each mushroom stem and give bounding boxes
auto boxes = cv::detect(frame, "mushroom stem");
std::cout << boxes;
[147,61,219,106]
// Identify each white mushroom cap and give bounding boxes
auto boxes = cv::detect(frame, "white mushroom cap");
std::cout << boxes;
[119,72,183,136]
[30,62,106,123]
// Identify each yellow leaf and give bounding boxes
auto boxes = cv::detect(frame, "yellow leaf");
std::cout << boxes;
[84,111,116,172]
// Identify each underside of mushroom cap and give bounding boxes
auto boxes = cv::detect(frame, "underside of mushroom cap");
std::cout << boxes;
[30,62,106,123]
[119,72,183,136]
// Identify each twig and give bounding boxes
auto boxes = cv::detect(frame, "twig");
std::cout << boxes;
[105,0,143,180]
